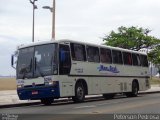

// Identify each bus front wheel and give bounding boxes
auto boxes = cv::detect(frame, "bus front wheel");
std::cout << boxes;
[41,98,54,105]
[72,82,85,103]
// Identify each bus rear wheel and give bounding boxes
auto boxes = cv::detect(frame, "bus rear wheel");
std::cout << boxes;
[126,81,138,97]
[72,82,85,103]
[41,98,54,105]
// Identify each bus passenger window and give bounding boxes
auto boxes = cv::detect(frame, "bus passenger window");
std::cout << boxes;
[100,48,112,63]
[70,43,86,61]
[132,54,141,66]
[140,55,148,67]
[87,46,100,63]
[123,52,132,65]
[112,50,123,64]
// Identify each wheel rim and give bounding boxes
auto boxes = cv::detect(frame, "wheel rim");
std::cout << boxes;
[77,86,84,99]
[133,83,138,95]
[134,87,138,95]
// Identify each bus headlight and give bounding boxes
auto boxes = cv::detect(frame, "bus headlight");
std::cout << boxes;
[17,84,24,88]
[49,81,54,85]
[45,81,58,86]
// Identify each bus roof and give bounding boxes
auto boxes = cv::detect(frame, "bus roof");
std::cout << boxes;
[17,39,147,55]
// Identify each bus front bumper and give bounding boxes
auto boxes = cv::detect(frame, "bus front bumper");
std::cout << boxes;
[17,86,60,100]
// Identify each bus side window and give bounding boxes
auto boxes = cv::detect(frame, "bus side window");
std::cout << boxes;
[70,43,86,61]
[123,52,132,65]
[132,54,141,66]
[140,55,148,67]
[87,46,100,63]
[59,44,71,75]
[112,50,123,64]
[100,48,112,63]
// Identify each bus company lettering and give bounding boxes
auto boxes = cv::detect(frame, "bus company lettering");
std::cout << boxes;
[75,68,83,73]
[97,65,120,73]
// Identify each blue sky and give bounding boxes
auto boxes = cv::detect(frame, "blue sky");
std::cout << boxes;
[0,0,160,75]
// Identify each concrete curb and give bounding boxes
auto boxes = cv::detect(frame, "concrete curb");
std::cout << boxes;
[139,91,160,95]
[0,102,41,109]
[0,91,160,109]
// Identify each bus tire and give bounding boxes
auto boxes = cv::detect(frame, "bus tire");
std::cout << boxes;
[41,98,54,105]
[126,81,138,97]
[72,82,85,103]
[103,93,115,99]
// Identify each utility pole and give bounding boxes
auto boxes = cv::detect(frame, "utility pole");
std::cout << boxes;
[52,0,55,40]
[43,0,56,40]
[42,0,56,40]
[29,0,38,42]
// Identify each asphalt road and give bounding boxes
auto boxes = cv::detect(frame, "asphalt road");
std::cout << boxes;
[0,93,160,120]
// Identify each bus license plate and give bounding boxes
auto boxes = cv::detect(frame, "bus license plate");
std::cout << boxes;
[32,91,38,95]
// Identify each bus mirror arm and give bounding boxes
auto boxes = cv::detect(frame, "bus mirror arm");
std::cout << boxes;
[11,55,16,69]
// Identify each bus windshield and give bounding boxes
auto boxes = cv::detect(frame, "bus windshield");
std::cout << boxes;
[17,44,58,79]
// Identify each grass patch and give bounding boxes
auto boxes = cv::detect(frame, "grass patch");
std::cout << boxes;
[0,78,16,90]
[150,77,160,85]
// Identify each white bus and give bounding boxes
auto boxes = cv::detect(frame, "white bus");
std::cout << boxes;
[11,39,150,105]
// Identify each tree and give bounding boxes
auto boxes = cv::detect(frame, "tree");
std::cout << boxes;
[103,26,160,51]
[148,46,160,78]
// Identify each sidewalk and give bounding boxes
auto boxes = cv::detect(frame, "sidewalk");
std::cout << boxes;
[0,85,160,107]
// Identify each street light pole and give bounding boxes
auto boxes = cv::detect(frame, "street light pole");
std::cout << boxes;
[29,0,38,42]
[52,0,55,40]
[42,0,56,40]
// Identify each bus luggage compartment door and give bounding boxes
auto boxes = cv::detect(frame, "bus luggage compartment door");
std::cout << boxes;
[61,82,73,97]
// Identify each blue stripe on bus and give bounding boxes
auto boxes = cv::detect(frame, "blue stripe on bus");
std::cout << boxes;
[17,85,60,100]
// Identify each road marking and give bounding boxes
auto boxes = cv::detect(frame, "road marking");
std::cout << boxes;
[75,105,96,109]
[97,101,125,106]
[75,99,135,109]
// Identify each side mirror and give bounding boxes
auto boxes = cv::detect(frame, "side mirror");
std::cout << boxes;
[11,54,16,69]
[11,55,14,66]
